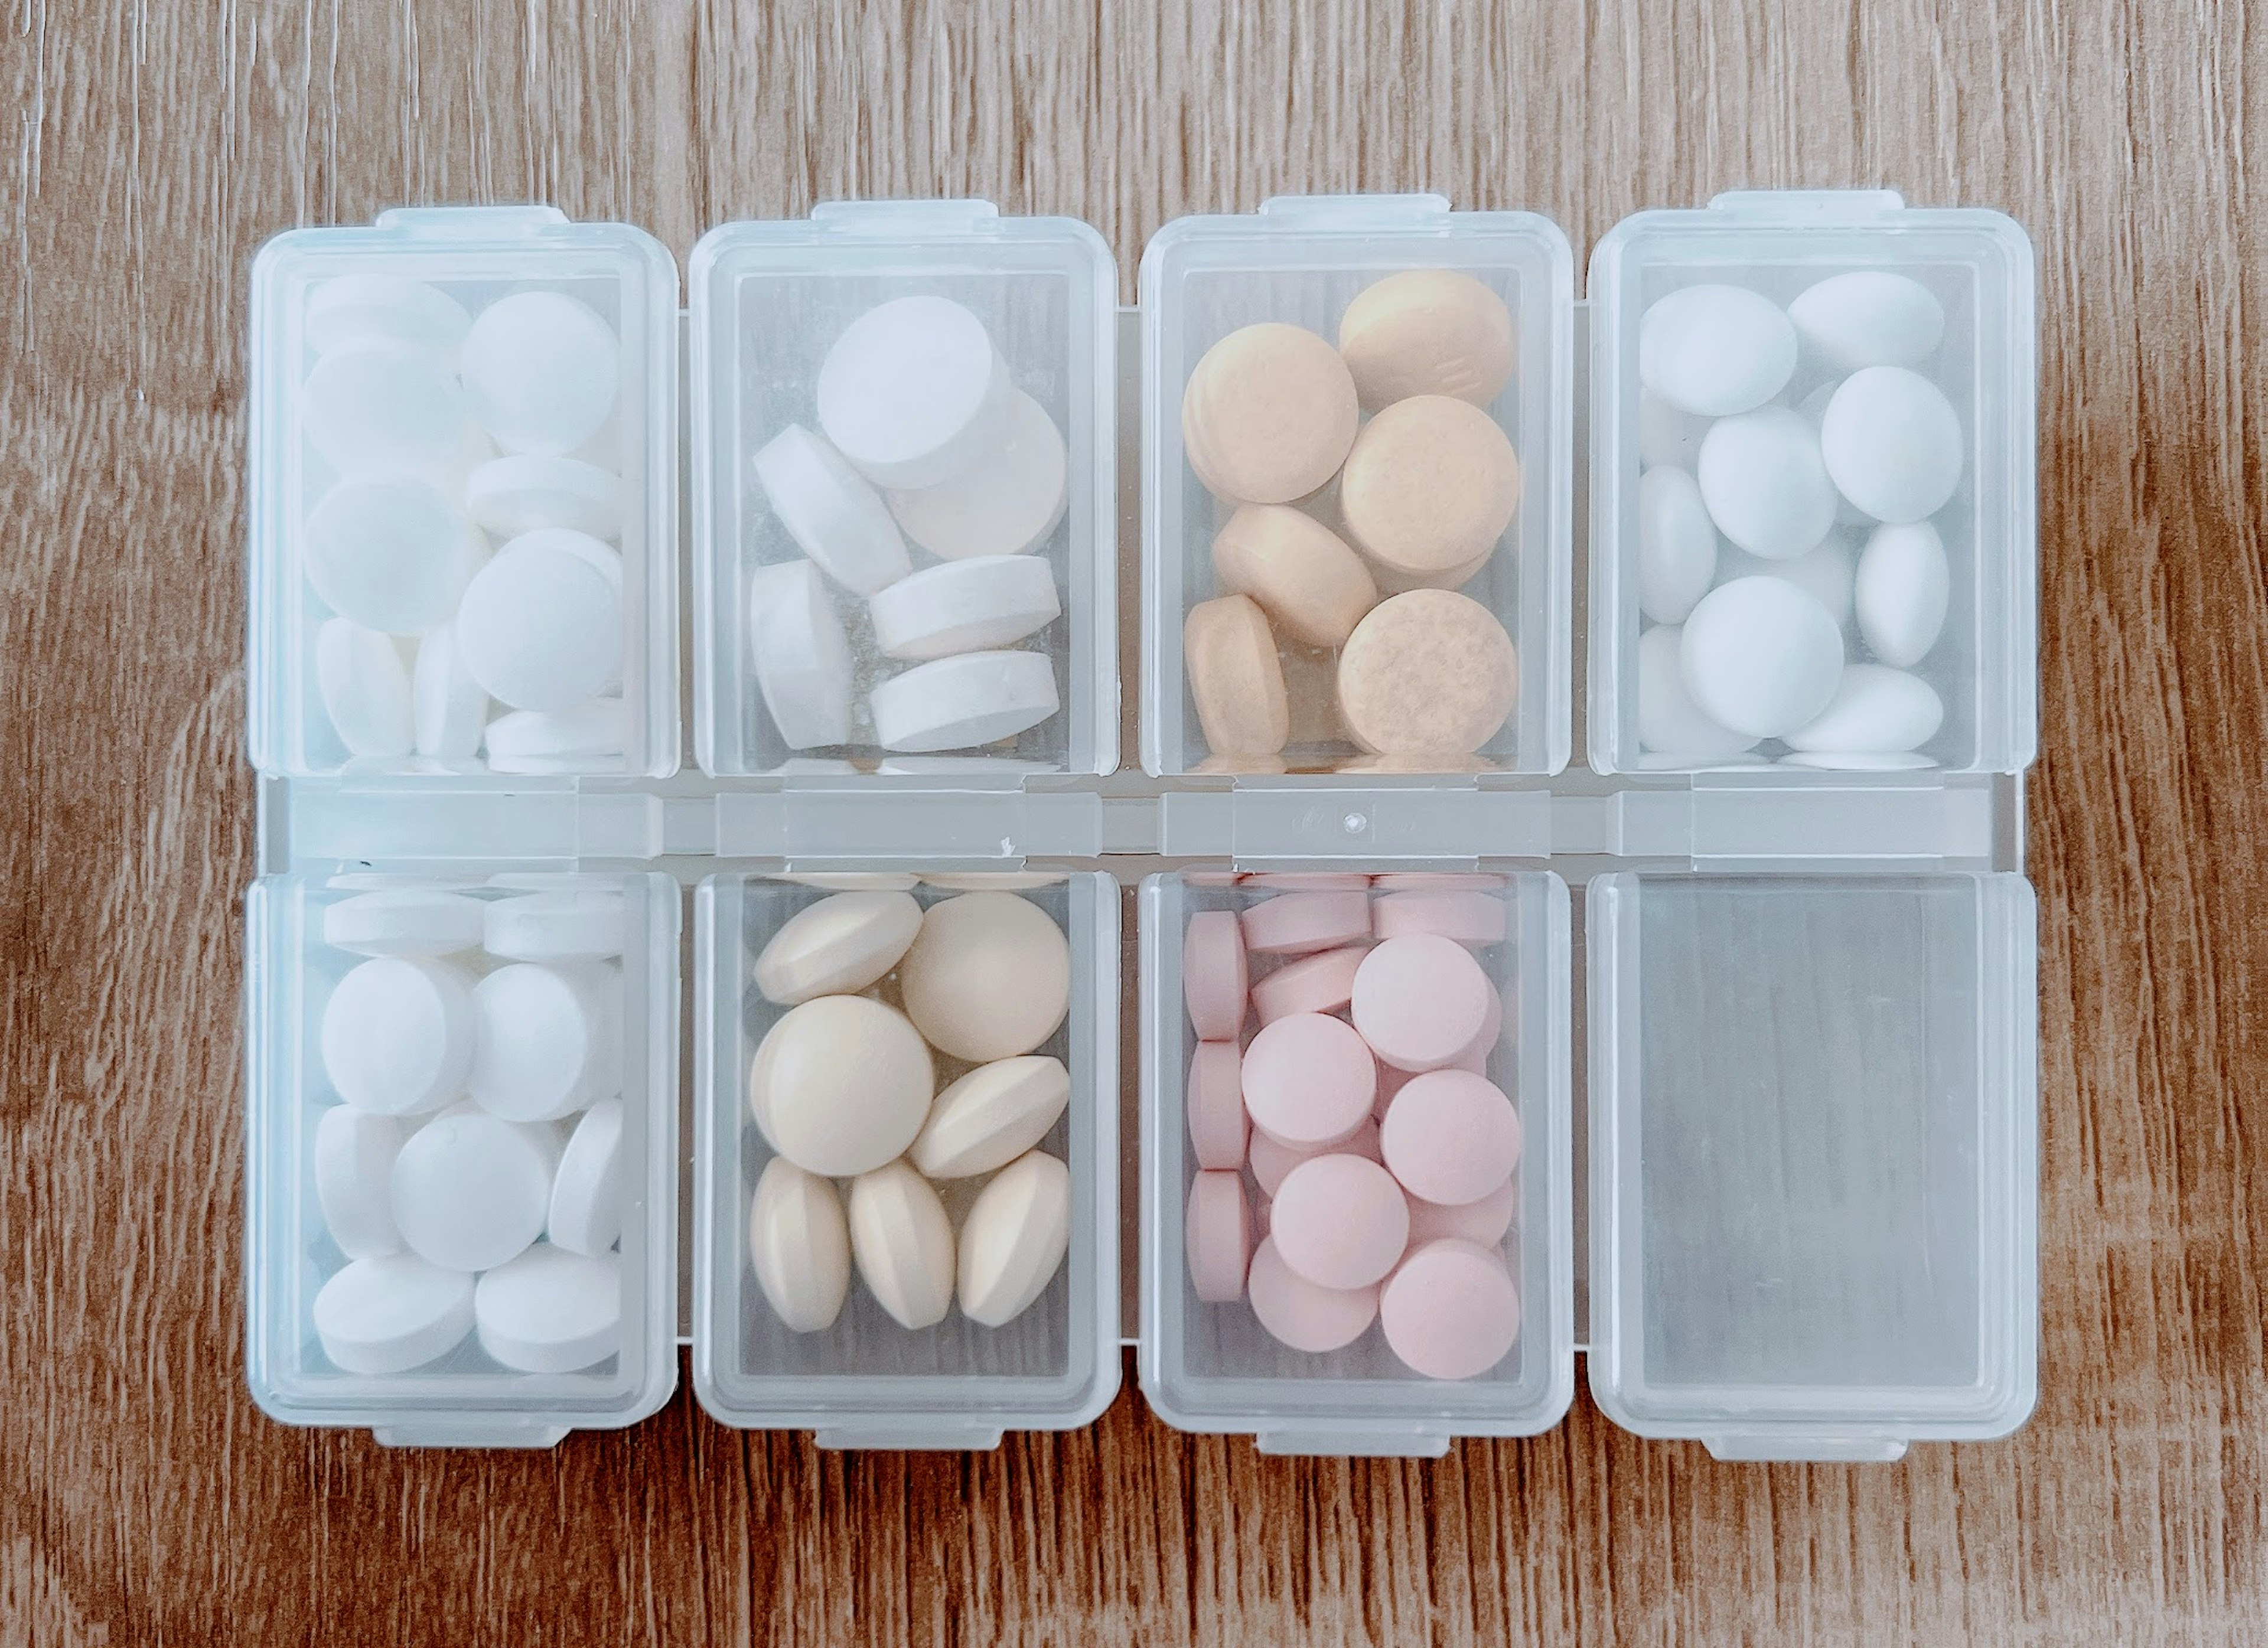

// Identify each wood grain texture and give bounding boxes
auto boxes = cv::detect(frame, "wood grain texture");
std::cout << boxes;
[1,0,2261,1642]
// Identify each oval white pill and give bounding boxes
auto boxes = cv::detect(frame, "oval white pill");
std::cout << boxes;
[1638,284,1797,416]
[305,477,484,636]
[390,1101,563,1272]
[305,275,472,360]
[1820,367,1964,523]
[1718,531,1856,628]
[1854,521,1952,667]
[467,454,624,541]
[751,890,923,1005]
[868,554,1061,662]
[909,1055,1071,1179]
[869,650,1058,753]
[1696,406,1839,560]
[1635,467,1718,625]
[819,295,1014,489]
[314,1106,408,1259]
[312,1254,475,1374]
[474,1245,621,1372]
[470,961,622,1122]
[302,342,465,479]
[547,1098,627,1256]
[1784,664,1945,753]
[321,957,476,1116]
[748,1157,852,1333]
[461,291,619,456]
[750,995,933,1177]
[752,425,911,596]
[484,697,630,771]
[1787,271,1946,370]
[411,619,489,761]
[484,890,628,961]
[846,1160,956,1330]
[455,529,625,713]
[748,559,854,750]
[323,888,484,958]
[1635,623,1757,758]
[957,1150,1072,1328]
[884,390,1070,559]
[1637,388,1711,470]
[1679,576,1846,739]
[315,618,414,759]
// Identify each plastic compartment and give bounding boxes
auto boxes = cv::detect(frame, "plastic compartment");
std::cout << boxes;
[691,872,1120,1444]
[1137,871,1574,1453]
[687,203,1118,778]
[1585,872,2038,1460]
[1139,194,1575,779]
[1588,190,2036,776]
[242,870,681,1445]
[246,207,680,779]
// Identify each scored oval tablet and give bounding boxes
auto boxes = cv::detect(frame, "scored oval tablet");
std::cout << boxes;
[909,1055,1071,1179]
[957,1150,1073,1328]
[751,890,923,1006]
[747,1156,852,1333]
[847,1160,956,1330]
[547,1098,627,1257]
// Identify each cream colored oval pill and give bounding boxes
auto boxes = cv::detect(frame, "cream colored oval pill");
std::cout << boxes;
[751,890,923,1006]
[848,1160,956,1330]
[1184,594,1289,758]
[957,1150,1073,1328]
[747,1157,851,1333]
[909,1055,1071,1179]
[1210,505,1379,650]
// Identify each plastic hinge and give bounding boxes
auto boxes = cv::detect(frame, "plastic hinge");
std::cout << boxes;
[1254,1427,1454,1459]
[713,785,1104,863]
[1568,777,1994,864]
[1706,188,1906,222]
[813,1422,1007,1452]
[1257,192,1452,227]
[1701,1430,1908,1464]
[282,780,668,866]
[1157,783,1551,865]
[372,1418,572,1450]
[809,198,999,236]
[373,204,569,237]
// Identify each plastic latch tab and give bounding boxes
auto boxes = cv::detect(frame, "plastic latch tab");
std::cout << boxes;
[813,1422,1007,1451]
[374,204,569,237]
[1255,1427,1453,1459]
[713,782,1103,862]
[1706,188,1906,222]
[810,198,1000,236]
[1702,1430,1908,1464]
[1589,775,1993,864]
[372,1419,571,1450]
[1257,192,1452,227]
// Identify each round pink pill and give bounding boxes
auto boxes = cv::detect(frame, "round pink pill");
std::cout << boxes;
[1244,872,1372,891]
[1239,891,1373,956]
[1247,1236,1378,1353]
[1270,1154,1410,1290]
[1407,1178,1518,1247]
[1240,1011,1375,1147]
[1351,935,1494,1073]
[1249,1117,1379,1197]
[1380,1238,1520,1379]
[1449,987,1504,1076]
[1373,890,1508,947]
[1185,1170,1252,1303]
[1185,1041,1249,1170]
[1250,944,1368,1026]
[1380,1069,1522,1206]
[1182,910,1248,1041]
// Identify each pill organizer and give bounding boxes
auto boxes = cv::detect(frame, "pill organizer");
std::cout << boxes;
[243,188,2036,1460]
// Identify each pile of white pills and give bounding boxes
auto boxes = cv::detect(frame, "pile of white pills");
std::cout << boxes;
[742,882,1077,1334]
[297,273,637,772]
[1633,270,1961,769]
[747,296,1070,762]
[306,879,636,1376]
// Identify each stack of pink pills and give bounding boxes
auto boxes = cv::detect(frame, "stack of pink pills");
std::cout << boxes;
[1180,873,1523,1381]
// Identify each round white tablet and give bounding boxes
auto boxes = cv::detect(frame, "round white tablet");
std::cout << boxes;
[818,295,1014,488]
[908,1055,1071,1179]
[884,390,1070,559]
[305,275,472,361]
[1635,622,1757,759]
[1635,466,1718,625]
[1717,532,1857,628]
[752,425,911,596]
[467,454,624,541]
[748,559,854,750]
[1787,271,1946,370]
[484,697,630,771]
[410,620,489,761]
[454,529,624,712]
[305,477,484,636]
[1679,576,1846,739]
[314,1105,408,1259]
[868,554,1061,661]
[846,1160,956,1330]
[315,618,414,759]
[1855,521,1951,667]
[547,1099,627,1256]
[484,890,628,961]
[1638,284,1797,416]
[320,957,476,1115]
[751,890,923,1005]
[311,1254,475,1374]
[323,889,484,958]
[747,1157,852,1333]
[869,650,1058,753]
[1696,406,1839,560]
[956,1149,1071,1328]
[301,342,465,479]
[461,291,619,456]
[1820,367,1964,523]
[1784,664,1945,753]
[470,961,623,1122]
[390,1101,563,1272]
[750,995,933,1177]
[474,1245,621,1372]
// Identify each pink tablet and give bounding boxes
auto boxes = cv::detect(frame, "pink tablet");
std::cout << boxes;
[1182,910,1249,1040]
[1372,890,1508,947]
[1239,890,1373,957]
[1448,987,1505,1076]
[1407,1178,1518,1248]
[1379,1238,1520,1379]
[1185,1041,1249,1170]
[1247,1236,1379,1353]
[1249,1117,1380,1197]
[1250,944,1369,1026]
[1379,1069,1522,1206]
[1185,1170,1252,1303]
[1240,1012,1376,1147]
[1351,935,1494,1072]
[1270,1154,1410,1290]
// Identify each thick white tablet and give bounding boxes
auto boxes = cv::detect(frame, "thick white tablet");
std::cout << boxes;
[461,291,619,456]
[390,1100,564,1272]
[320,957,477,1116]
[817,296,1014,489]
[484,889,628,961]
[484,697,630,771]
[868,650,1058,753]
[305,275,472,361]
[846,1160,956,1330]
[305,477,484,636]
[747,1157,852,1333]
[751,425,911,596]
[315,619,414,759]
[314,1105,408,1259]
[748,559,854,749]
[455,529,625,712]
[467,454,624,541]
[546,1099,627,1256]
[301,342,465,479]
[411,620,490,761]
[884,390,1069,559]
[470,961,623,1122]
[474,1245,622,1373]
[312,1254,475,1374]
[956,1150,1071,1328]
[868,554,1061,662]
[751,890,923,1005]
[322,888,484,958]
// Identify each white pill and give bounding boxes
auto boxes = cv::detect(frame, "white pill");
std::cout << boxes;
[455,529,625,712]
[1635,467,1718,625]
[1718,531,1856,628]
[1679,576,1846,738]
[884,390,1070,559]
[305,275,472,361]
[909,1055,1071,1180]
[461,291,619,456]
[1637,388,1711,470]
[1787,271,1946,371]
[752,425,911,596]
[547,1099,627,1256]
[301,342,465,479]
[751,890,923,1006]
[1635,622,1757,758]
[870,650,1058,753]
[484,890,628,961]
[471,961,623,1122]
[321,957,476,1116]
[1855,521,1952,667]
[869,554,1062,662]
[819,295,1014,489]
[846,1160,956,1330]
[312,1254,475,1375]
[323,888,484,958]
[1638,284,1798,416]
[484,697,630,771]
[315,618,413,759]
[474,1245,621,1373]
[1820,367,1964,523]
[1795,383,1877,527]
[410,620,490,761]
[305,477,484,636]
[390,1101,563,1272]
[751,994,933,1176]
[467,455,623,541]
[957,1150,1072,1328]
[771,872,921,891]
[1784,664,1945,753]
[748,559,854,750]
[314,1106,408,1259]
[1781,749,1940,771]
[1696,406,1839,560]
[748,1157,852,1333]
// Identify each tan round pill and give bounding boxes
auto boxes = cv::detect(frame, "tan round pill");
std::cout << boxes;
[1185,594,1289,758]
[1181,323,1359,505]
[1337,270,1516,409]
[1339,396,1521,583]
[1336,589,1517,757]
[1210,505,1379,650]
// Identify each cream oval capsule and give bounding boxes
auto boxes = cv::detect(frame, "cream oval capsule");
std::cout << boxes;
[747,1156,852,1333]
[847,1160,956,1330]
[956,1150,1073,1328]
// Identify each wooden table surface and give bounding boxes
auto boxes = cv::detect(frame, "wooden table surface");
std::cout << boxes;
[4,1,2262,1642]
